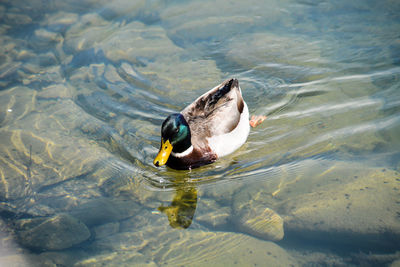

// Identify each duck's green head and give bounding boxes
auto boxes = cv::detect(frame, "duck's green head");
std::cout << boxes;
[154,113,191,167]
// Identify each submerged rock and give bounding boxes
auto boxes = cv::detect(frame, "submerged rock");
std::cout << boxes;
[17,213,90,250]
[160,0,288,48]
[3,12,33,26]
[267,160,400,249]
[235,207,284,241]
[99,0,163,23]
[88,231,148,252]
[0,255,32,267]
[41,11,79,33]
[195,198,231,229]
[86,208,297,266]
[100,21,183,64]
[32,28,63,49]
[0,93,119,216]
[0,249,89,267]
[283,165,400,245]
[226,32,324,80]
[63,13,110,53]
[65,18,222,96]
[86,214,298,267]
[232,177,284,241]
[70,198,140,226]
[391,259,400,267]
[75,251,157,267]
[232,159,400,249]
[157,231,297,267]
[93,222,120,239]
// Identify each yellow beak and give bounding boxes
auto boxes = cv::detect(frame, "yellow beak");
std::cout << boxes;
[154,139,173,167]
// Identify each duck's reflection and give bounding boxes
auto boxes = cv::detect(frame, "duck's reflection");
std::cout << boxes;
[158,184,197,229]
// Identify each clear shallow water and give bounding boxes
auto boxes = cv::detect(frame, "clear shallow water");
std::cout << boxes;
[1,0,400,266]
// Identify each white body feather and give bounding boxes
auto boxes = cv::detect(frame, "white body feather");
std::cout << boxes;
[207,102,250,158]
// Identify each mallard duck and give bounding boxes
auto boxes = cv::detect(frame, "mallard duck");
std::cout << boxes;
[153,78,250,170]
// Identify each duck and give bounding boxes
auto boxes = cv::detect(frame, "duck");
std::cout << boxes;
[153,78,250,170]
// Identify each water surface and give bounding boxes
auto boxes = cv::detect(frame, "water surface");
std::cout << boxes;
[1,0,400,266]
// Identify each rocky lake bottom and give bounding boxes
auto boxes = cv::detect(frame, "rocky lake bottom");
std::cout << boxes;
[1,0,400,266]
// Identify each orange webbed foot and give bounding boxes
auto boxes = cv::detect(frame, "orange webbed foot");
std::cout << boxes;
[250,115,267,128]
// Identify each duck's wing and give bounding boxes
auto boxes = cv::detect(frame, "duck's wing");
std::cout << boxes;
[181,78,245,147]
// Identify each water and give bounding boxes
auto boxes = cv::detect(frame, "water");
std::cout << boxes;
[1,0,400,266]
